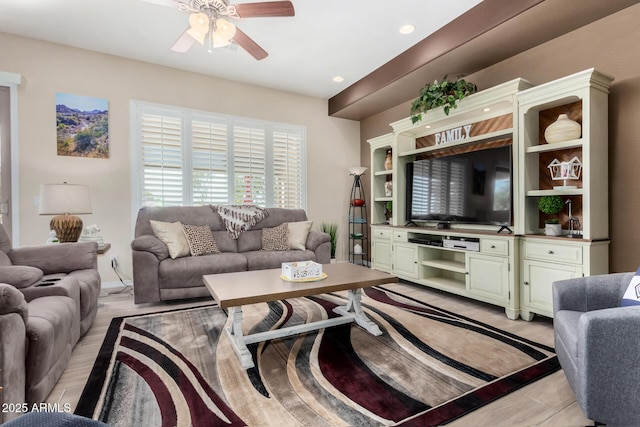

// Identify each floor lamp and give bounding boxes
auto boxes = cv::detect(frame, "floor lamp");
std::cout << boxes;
[39,183,92,243]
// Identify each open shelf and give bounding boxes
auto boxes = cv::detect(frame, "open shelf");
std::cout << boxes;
[374,169,393,176]
[526,189,583,196]
[421,259,466,274]
[525,138,583,153]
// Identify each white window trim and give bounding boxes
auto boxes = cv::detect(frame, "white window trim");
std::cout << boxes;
[130,100,307,231]
[0,71,21,245]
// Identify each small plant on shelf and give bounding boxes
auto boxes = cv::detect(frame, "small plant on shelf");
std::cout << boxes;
[538,195,564,236]
[410,76,477,124]
[385,201,393,224]
[321,222,338,260]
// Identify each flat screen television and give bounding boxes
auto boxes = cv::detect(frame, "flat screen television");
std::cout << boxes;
[405,143,512,226]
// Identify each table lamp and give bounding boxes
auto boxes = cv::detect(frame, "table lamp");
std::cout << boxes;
[39,183,92,243]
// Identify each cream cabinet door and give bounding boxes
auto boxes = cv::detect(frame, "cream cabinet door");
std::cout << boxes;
[371,238,392,273]
[393,243,418,279]
[467,253,509,303]
[522,259,583,318]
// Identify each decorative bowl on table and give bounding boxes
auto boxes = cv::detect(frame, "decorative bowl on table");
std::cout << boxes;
[351,198,365,206]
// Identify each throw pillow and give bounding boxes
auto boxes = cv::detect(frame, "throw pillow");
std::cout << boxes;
[287,220,313,250]
[262,223,289,251]
[0,265,44,289]
[621,266,640,306]
[182,224,221,256]
[149,220,190,259]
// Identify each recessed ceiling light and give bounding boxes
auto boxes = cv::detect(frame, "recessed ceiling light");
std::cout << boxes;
[333,76,344,83]
[425,125,431,129]
[483,107,491,112]
[399,24,415,35]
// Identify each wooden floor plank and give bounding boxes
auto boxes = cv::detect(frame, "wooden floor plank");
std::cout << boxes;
[45,281,590,426]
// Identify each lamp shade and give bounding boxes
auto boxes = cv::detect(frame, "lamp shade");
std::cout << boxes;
[39,184,92,215]
[39,183,92,243]
[348,166,367,176]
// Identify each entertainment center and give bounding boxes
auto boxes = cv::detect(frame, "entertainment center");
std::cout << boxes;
[369,69,612,320]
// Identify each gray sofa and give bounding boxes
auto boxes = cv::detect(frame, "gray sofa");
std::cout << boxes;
[553,272,640,426]
[0,231,100,424]
[131,206,331,304]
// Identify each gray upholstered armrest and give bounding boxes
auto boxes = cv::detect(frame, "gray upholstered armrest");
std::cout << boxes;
[131,235,169,261]
[305,231,330,252]
[8,242,98,274]
[578,306,640,405]
[553,272,633,316]
[0,283,28,320]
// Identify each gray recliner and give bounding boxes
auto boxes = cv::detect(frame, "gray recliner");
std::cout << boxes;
[553,272,640,426]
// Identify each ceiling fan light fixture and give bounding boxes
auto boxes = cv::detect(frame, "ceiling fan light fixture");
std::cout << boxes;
[211,31,231,48]
[215,18,236,40]
[189,12,210,34]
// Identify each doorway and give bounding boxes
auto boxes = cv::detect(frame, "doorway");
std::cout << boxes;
[0,86,12,238]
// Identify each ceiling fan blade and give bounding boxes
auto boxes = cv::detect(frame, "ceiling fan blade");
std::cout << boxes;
[234,1,295,18]
[171,30,197,53]
[232,28,268,60]
[139,0,180,8]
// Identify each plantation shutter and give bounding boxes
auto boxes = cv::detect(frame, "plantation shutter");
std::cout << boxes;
[232,124,266,206]
[272,129,304,208]
[133,101,306,211]
[140,112,183,207]
[192,118,229,204]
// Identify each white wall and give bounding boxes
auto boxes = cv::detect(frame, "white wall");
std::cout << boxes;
[1,32,360,282]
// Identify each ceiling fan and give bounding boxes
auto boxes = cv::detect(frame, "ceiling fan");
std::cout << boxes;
[142,0,295,60]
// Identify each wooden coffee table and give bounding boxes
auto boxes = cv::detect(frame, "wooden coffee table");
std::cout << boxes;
[203,263,397,369]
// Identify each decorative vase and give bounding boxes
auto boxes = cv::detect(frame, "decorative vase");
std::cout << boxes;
[544,223,562,237]
[544,114,581,144]
[384,149,392,170]
[384,181,392,197]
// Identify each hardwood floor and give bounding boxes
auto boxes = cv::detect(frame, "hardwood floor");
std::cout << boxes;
[46,282,593,426]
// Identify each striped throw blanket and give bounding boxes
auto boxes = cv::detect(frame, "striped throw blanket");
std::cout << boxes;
[210,204,269,239]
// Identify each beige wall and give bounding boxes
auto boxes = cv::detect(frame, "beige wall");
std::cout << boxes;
[1,33,360,282]
[361,4,640,273]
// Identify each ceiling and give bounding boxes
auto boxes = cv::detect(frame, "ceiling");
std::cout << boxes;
[0,0,482,99]
[2,0,637,121]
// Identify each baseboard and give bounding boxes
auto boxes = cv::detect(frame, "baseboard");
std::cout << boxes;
[101,280,133,290]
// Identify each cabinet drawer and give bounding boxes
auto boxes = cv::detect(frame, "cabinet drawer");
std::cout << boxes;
[393,231,408,242]
[372,227,391,239]
[481,239,509,256]
[524,241,583,264]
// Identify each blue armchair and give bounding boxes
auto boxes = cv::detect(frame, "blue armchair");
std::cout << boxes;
[553,272,640,426]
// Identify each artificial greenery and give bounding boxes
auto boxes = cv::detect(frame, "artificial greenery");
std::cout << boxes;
[410,76,477,124]
[321,222,338,258]
[538,195,564,224]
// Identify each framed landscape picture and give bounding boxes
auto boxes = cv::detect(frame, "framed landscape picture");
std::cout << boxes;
[56,93,109,158]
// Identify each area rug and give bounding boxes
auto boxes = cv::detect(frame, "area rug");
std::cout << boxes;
[75,286,559,426]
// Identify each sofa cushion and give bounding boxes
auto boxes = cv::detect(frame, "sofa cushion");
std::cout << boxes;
[288,221,313,250]
[0,266,44,289]
[158,253,248,290]
[150,220,190,259]
[244,249,317,271]
[262,223,289,251]
[620,267,640,306]
[182,224,220,256]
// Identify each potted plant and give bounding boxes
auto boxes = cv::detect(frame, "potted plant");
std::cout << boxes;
[410,76,477,124]
[321,222,338,262]
[385,201,393,225]
[538,195,564,236]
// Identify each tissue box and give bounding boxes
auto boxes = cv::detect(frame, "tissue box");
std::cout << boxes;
[281,261,322,281]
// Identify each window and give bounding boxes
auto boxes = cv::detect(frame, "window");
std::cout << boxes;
[131,102,306,211]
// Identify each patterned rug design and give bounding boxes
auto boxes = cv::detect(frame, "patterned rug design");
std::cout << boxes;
[76,286,559,426]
